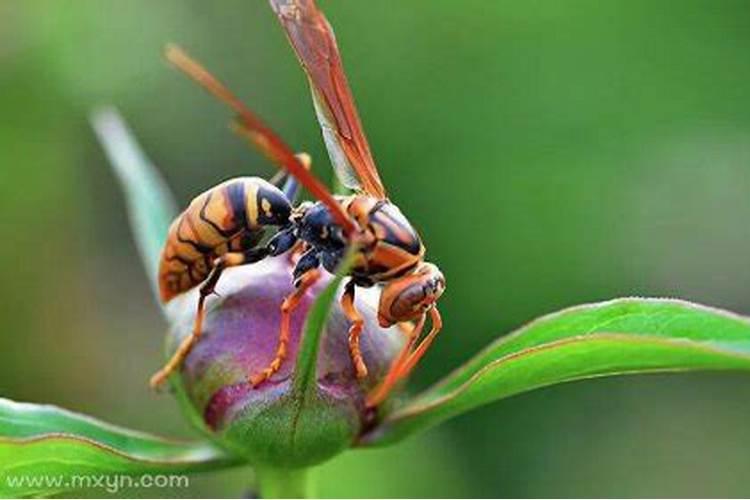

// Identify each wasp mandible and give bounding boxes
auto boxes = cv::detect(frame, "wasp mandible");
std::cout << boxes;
[151,0,446,408]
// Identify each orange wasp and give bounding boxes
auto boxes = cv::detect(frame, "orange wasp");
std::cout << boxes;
[151,0,445,407]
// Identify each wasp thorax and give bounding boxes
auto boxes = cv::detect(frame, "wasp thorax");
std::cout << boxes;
[163,256,404,468]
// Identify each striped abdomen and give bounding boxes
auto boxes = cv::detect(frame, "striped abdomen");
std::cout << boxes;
[158,177,292,302]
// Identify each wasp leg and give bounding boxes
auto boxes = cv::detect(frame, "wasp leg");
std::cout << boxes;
[286,240,307,266]
[341,280,369,379]
[149,248,268,389]
[249,265,322,387]
[398,307,443,380]
[365,315,426,408]
[270,152,311,203]
[366,308,442,408]
[266,225,298,257]
[264,216,305,266]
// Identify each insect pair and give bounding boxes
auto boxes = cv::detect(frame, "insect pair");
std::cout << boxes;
[151,0,445,408]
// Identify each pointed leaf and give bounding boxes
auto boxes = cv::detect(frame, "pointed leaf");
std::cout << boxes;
[292,250,354,398]
[90,107,177,305]
[363,298,750,446]
[0,399,241,497]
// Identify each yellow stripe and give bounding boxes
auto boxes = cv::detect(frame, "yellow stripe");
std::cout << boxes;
[244,180,259,228]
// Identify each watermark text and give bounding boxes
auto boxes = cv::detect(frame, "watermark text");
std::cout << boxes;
[5,473,189,494]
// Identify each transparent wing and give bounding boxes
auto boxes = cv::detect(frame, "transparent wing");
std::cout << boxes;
[269,0,387,199]
[310,88,364,192]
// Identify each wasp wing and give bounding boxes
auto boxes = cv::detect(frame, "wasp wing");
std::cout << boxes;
[269,0,387,199]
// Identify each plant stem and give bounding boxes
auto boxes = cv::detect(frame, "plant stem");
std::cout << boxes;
[256,466,312,498]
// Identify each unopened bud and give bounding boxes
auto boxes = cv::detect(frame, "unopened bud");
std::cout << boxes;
[163,256,404,467]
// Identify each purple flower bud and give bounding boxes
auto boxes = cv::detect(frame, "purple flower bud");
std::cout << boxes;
[163,256,405,467]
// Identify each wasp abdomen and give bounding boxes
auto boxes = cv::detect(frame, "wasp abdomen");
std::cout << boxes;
[158,177,292,302]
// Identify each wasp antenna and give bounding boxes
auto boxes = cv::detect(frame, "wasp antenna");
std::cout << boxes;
[165,44,249,118]
[231,119,357,235]
[165,43,356,236]
[165,44,278,140]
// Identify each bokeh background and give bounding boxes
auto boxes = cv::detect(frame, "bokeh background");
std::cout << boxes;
[3,0,750,497]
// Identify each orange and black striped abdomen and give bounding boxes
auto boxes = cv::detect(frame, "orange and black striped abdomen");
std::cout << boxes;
[158,177,292,302]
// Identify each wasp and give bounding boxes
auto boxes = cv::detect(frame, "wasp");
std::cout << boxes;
[151,0,445,408]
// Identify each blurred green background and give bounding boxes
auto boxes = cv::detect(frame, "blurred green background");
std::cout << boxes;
[3,0,750,497]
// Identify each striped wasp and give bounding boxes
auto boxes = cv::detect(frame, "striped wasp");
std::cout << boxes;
[151,0,445,408]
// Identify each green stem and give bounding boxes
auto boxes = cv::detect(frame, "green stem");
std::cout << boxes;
[256,466,312,498]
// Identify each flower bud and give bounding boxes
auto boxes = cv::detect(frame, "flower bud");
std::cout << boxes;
[163,256,404,467]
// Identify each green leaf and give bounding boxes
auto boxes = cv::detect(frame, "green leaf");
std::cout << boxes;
[362,298,750,446]
[0,398,241,497]
[292,274,346,399]
[291,250,353,398]
[90,107,177,305]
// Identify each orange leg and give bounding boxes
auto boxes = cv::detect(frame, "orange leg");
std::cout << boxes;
[150,252,247,388]
[249,268,321,386]
[287,240,306,265]
[365,315,426,408]
[399,307,443,379]
[341,280,368,379]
